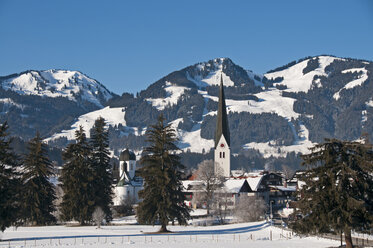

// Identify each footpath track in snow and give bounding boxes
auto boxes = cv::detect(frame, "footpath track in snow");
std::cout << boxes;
[0,221,342,248]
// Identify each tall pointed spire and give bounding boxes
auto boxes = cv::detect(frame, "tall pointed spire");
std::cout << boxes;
[214,74,230,148]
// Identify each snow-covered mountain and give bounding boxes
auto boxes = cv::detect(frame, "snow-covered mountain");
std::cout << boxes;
[45,56,373,161]
[0,70,115,140]
[1,56,372,169]
[1,69,113,107]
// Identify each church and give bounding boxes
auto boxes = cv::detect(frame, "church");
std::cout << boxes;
[113,75,232,206]
[214,75,231,177]
[113,149,143,206]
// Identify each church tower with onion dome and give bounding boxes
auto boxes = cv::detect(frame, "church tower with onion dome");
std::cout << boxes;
[214,75,231,177]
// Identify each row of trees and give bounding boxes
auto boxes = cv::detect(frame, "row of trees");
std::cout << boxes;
[0,117,113,231]
[60,117,113,225]
[0,122,57,231]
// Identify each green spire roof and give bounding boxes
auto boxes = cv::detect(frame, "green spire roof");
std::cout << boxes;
[215,75,230,148]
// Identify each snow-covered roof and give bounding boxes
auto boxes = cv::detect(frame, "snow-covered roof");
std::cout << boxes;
[246,176,263,191]
[182,180,204,191]
[224,179,247,193]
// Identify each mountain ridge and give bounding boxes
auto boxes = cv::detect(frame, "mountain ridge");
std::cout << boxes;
[2,55,373,170]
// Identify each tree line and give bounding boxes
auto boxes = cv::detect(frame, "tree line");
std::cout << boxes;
[0,117,113,231]
[1,114,191,234]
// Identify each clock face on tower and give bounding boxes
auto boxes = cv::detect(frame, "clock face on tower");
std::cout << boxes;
[220,143,225,148]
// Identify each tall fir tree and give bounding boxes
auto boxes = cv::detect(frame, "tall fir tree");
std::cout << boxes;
[0,122,21,232]
[21,132,56,225]
[60,126,94,225]
[137,115,190,232]
[291,139,373,248]
[90,117,113,222]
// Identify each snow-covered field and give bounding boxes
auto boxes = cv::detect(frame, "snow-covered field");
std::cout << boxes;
[1,221,340,248]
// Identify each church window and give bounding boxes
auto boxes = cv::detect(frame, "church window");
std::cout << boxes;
[223,152,225,158]
[220,152,222,158]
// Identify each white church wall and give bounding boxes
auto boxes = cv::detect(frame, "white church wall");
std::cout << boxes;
[214,135,231,177]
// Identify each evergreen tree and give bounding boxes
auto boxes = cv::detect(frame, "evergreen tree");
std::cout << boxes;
[0,122,21,232]
[137,115,190,232]
[60,126,94,225]
[90,117,113,222]
[21,132,56,225]
[291,139,373,248]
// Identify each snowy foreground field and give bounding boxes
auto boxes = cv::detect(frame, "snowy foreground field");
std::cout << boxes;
[0,221,341,248]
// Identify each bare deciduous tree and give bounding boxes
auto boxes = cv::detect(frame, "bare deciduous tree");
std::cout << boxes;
[234,196,266,222]
[54,185,64,222]
[194,160,225,215]
[92,207,106,228]
[213,187,230,224]
[281,164,294,180]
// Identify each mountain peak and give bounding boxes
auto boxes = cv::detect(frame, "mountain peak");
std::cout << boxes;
[0,69,114,107]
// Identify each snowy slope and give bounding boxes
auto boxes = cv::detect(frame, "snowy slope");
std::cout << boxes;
[333,68,369,100]
[170,118,214,153]
[1,70,113,107]
[186,58,236,87]
[146,82,188,110]
[264,56,339,93]
[243,123,314,158]
[45,106,126,141]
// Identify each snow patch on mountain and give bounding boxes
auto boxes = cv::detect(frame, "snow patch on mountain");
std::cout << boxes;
[2,70,113,107]
[247,70,264,87]
[333,68,369,100]
[362,110,368,127]
[45,106,126,142]
[366,99,373,108]
[146,82,188,110]
[248,90,299,119]
[170,118,214,153]
[201,88,299,120]
[243,123,314,158]
[0,98,25,112]
[265,56,338,93]
[187,59,235,87]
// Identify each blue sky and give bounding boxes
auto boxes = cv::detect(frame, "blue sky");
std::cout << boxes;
[1,0,372,94]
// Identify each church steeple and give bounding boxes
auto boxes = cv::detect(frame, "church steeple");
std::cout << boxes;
[214,75,230,148]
